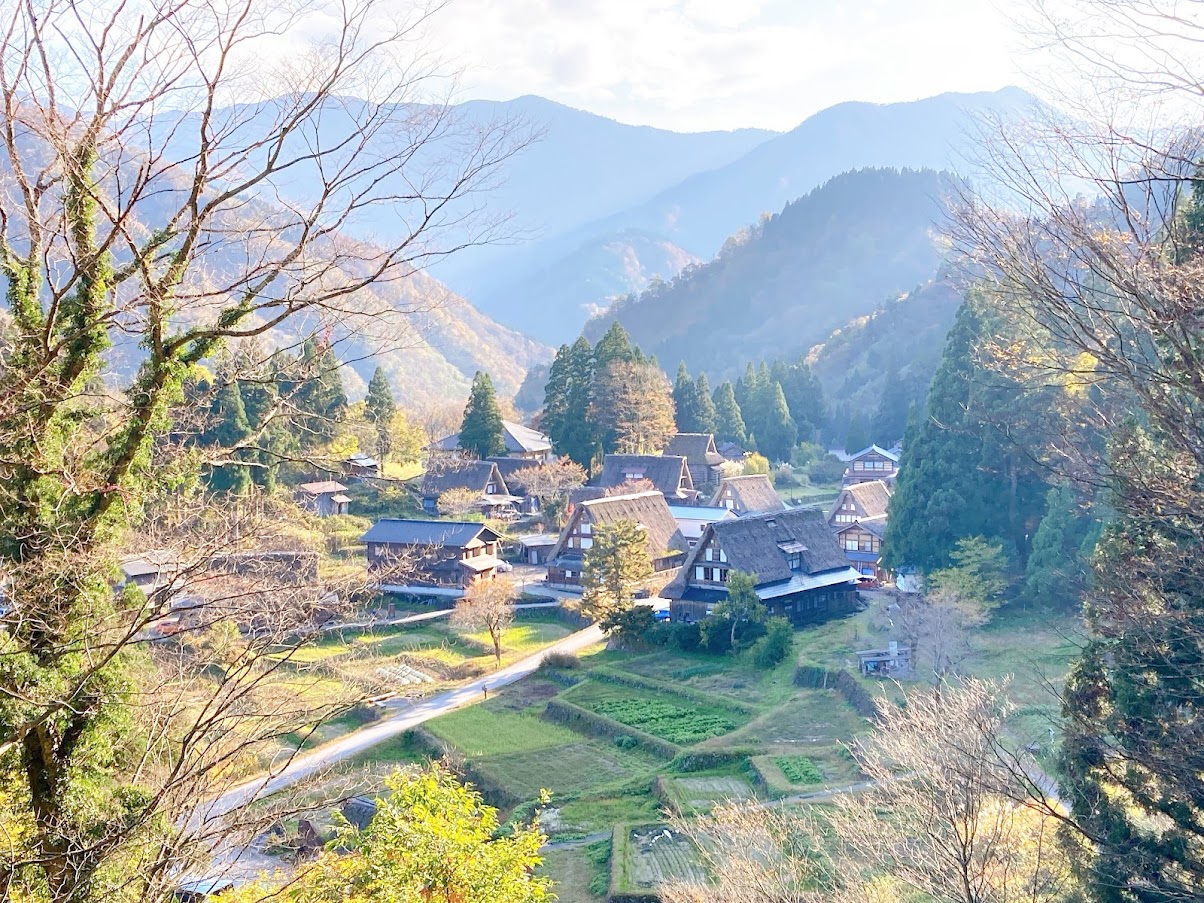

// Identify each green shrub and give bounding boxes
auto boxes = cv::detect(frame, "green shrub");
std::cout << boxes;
[585,838,612,896]
[775,755,823,785]
[752,617,794,668]
[614,735,638,750]
[698,615,732,654]
[668,622,701,652]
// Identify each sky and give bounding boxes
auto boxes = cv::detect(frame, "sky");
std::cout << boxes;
[422,0,1030,132]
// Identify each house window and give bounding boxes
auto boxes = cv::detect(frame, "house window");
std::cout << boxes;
[787,552,803,571]
[854,461,865,471]
[565,569,575,579]
[704,548,713,562]
[580,523,591,534]
[624,470,645,481]
[703,567,715,581]
[580,537,592,549]
[718,548,726,563]
[695,566,705,580]
[487,482,497,493]
[845,539,859,551]
[718,569,729,583]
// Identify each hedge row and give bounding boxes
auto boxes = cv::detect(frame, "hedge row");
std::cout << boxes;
[542,699,679,759]
[792,666,880,720]
[590,666,756,716]
[668,748,758,773]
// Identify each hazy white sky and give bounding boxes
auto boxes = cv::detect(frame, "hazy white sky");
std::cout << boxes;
[425,0,1030,132]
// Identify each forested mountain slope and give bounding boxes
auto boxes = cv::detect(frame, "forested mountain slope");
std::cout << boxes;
[582,168,955,382]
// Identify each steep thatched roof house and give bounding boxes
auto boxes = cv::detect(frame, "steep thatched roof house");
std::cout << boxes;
[597,454,698,502]
[419,460,515,517]
[546,491,688,588]
[827,480,892,526]
[362,519,504,592]
[709,474,786,517]
[663,433,726,488]
[827,479,892,583]
[665,507,860,628]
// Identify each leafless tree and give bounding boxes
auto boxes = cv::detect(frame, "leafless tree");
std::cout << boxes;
[0,0,526,898]
[895,587,988,684]
[663,681,1076,903]
[437,486,481,517]
[450,575,516,667]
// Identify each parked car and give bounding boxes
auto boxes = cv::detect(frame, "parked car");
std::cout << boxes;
[497,561,514,573]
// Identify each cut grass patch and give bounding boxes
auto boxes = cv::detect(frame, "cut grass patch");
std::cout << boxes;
[660,774,756,814]
[474,742,657,803]
[425,706,583,756]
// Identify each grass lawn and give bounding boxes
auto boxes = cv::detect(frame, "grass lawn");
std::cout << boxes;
[425,706,584,756]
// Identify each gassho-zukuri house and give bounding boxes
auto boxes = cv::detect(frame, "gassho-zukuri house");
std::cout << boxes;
[665,507,861,627]
[361,519,503,597]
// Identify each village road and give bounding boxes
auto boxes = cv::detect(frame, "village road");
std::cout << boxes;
[193,622,604,826]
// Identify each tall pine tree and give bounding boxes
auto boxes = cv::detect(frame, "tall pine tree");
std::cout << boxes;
[713,381,747,446]
[693,373,718,435]
[291,338,347,450]
[203,381,252,494]
[755,382,798,462]
[558,338,598,467]
[459,372,506,459]
[364,365,397,461]
[673,362,706,433]
[881,297,1047,573]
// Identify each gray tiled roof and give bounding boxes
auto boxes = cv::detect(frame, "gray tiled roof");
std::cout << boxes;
[432,420,552,454]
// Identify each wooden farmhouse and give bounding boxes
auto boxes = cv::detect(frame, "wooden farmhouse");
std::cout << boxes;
[663,433,726,489]
[842,444,899,487]
[709,474,786,517]
[597,454,699,502]
[546,490,688,588]
[420,460,517,518]
[827,479,892,581]
[361,519,504,593]
[665,507,860,628]
[295,480,351,518]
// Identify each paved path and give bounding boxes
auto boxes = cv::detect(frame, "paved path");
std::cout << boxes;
[193,623,604,826]
[319,599,563,634]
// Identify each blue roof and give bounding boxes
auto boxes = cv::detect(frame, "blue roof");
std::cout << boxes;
[360,519,497,548]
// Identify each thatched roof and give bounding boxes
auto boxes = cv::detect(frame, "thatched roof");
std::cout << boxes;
[669,507,851,597]
[421,461,507,498]
[664,434,724,468]
[827,480,892,522]
[360,519,499,549]
[710,475,786,516]
[598,454,695,500]
[549,490,687,564]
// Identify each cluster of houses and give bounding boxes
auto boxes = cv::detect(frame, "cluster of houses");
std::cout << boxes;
[351,427,905,630]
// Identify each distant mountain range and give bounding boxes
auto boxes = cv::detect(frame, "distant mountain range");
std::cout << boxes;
[440,87,1038,344]
[581,167,957,383]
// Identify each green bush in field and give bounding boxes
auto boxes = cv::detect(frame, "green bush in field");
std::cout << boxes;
[775,755,823,785]
[585,838,612,896]
[614,735,638,749]
[752,617,794,668]
[591,698,736,745]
